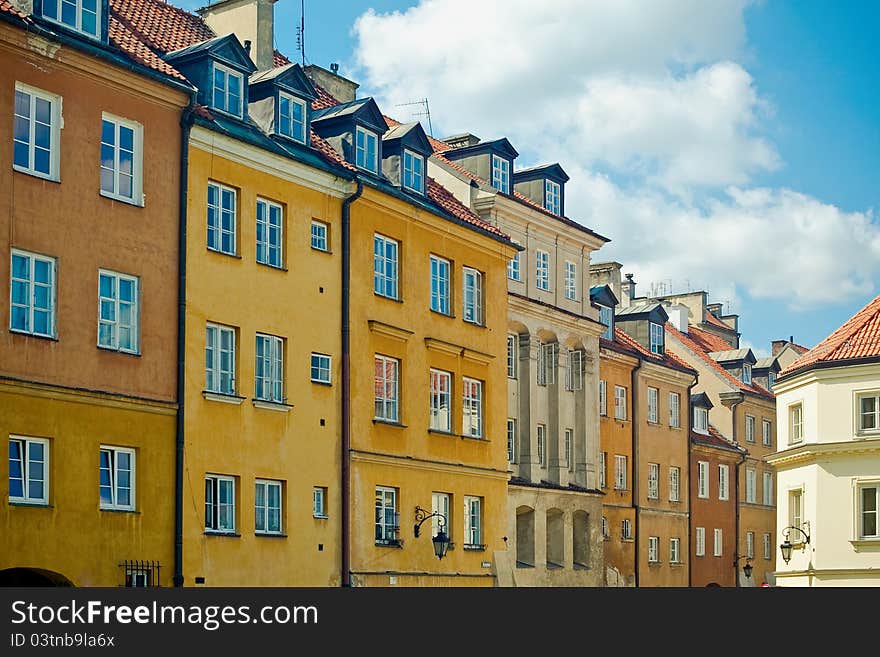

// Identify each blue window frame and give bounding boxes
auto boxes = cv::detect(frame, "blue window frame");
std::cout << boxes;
[41,0,100,39]
[355,126,378,172]
[212,63,243,117]
[278,92,306,143]
[599,305,614,340]
[430,255,450,314]
[403,149,424,193]
[373,234,398,299]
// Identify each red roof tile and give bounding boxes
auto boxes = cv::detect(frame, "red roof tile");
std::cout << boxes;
[426,178,506,237]
[692,424,743,452]
[0,1,27,19]
[110,0,213,55]
[610,327,696,376]
[782,294,880,375]
[108,14,186,81]
[704,312,733,331]
[686,324,736,353]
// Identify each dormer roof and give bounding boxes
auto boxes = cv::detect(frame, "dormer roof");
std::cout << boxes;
[691,392,714,409]
[513,163,570,184]
[753,357,781,373]
[708,349,757,365]
[616,301,669,324]
[249,62,317,100]
[443,137,519,162]
[311,97,388,134]
[590,285,618,309]
[165,32,256,74]
[382,121,432,154]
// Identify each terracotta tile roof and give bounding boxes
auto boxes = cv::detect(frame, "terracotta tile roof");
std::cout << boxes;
[704,312,733,330]
[426,178,506,237]
[782,294,880,375]
[109,14,187,81]
[110,0,213,55]
[608,327,696,376]
[0,1,27,19]
[691,424,744,453]
[686,324,736,353]
[666,323,774,399]
[790,342,810,355]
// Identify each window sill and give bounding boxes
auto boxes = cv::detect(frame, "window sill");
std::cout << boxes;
[100,507,138,514]
[463,544,486,552]
[10,328,57,341]
[463,319,486,329]
[429,309,455,320]
[207,248,242,259]
[373,418,407,428]
[310,247,332,254]
[313,515,329,520]
[310,379,332,387]
[97,345,141,357]
[375,540,403,548]
[12,164,60,183]
[849,539,880,551]
[621,538,634,543]
[461,434,488,442]
[255,532,288,538]
[256,262,287,272]
[648,561,662,566]
[204,531,240,537]
[202,391,245,405]
[428,428,456,438]
[546,562,564,570]
[252,399,293,412]
[8,500,50,508]
[100,190,144,208]
[670,562,686,567]
[374,292,403,304]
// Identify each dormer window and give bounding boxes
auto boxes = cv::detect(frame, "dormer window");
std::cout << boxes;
[491,154,510,193]
[356,126,378,173]
[213,63,243,118]
[403,149,424,194]
[42,0,101,39]
[742,363,752,384]
[694,407,709,434]
[545,179,561,215]
[768,371,775,390]
[599,305,614,341]
[278,92,306,144]
[649,322,664,355]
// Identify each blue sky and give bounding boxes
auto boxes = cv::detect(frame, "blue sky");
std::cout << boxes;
[182,0,879,355]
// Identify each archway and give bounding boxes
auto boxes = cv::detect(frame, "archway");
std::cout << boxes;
[0,568,74,587]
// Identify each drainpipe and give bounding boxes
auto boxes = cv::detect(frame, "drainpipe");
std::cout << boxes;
[174,102,196,588]
[686,372,699,588]
[631,357,643,587]
[728,398,744,588]
[341,179,363,588]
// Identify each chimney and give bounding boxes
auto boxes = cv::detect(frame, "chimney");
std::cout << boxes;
[304,64,359,103]
[442,133,481,149]
[706,302,723,319]
[666,304,688,333]
[619,273,636,308]
[198,0,278,72]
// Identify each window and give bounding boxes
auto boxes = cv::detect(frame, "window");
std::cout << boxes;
[768,371,776,390]
[8,436,48,504]
[207,182,237,255]
[742,363,752,384]
[545,179,561,215]
[789,489,803,534]
[649,322,664,355]
[746,414,756,443]
[599,380,607,416]
[614,454,627,490]
[430,255,451,315]
[563,260,577,300]
[507,419,516,463]
[205,475,235,533]
[647,463,659,499]
[13,83,60,180]
[670,537,681,564]
[255,479,282,534]
[310,353,331,384]
[746,531,755,559]
[97,270,139,353]
[507,244,521,281]
[762,472,773,506]
[464,496,482,547]
[537,342,558,386]
[694,406,708,433]
[564,428,573,470]
[762,419,773,447]
[313,487,327,518]
[99,446,134,511]
[599,452,607,488]
[278,92,306,143]
[713,528,723,556]
[125,565,153,588]
[100,114,142,204]
[536,424,546,467]
[403,149,424,193]
[697,461,709,499]
[429,369,452,432]
[507,334,518,378]
[256,198,283,268]
[614,385,627,420]
[310,220,329,251]
[374,355,399,422]
[567,350,583,391]
[669,392,680,428]
[10,250,56,338]
[212,63,242,117]
[647,387,659,423]
[41,0,100,38]
[858,485,878,539]
[789,403,803,443]
[719,464,729,501]
[669,466,680,502]
[205,323,236,395]
[695,527,706,556]
[373,234,398,299]
[535,249,550,291]
[648,536,659,563]
[355,126,378,172]
[462,378,483,438]
[745,468,757,504]
[255,334,284,403]
[432,492,450,539]
[602,516,609,539]
[490,154,509,193]
[374,486,399,544]
[763,532,772,560]
[598,305,614,341]
[621,518,633,540]
[462,267,483,325]
[858,393,880,433]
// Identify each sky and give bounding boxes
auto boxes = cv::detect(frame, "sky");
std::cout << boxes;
[181,0,880,356]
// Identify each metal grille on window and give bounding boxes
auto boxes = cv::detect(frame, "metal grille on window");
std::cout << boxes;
[120,560,160,587]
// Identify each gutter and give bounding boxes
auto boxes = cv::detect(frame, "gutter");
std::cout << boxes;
[340,179,364,587]
[631,357,643,587]
[686,372,699,587]
[728,398,744,588]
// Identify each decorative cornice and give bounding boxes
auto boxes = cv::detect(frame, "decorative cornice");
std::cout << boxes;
[424,337,463,357]
[0,377,176,415]
[463,347,495,365]
[351,449,509,479]
[368,320,414,343]
[766,437,880,467]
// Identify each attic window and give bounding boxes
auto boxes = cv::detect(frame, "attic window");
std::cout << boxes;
[278,92,306,144]
[491,154,510,193]
[545,179,561,215]
[742,363,752,384]
[768,371,775,390]
[355,126,378,173]
[649,322,664,355]
[41,0,101,39]
[694,407,708,434]
[212,63,243,118]
[598,305,613,341]
[403,149,424,194]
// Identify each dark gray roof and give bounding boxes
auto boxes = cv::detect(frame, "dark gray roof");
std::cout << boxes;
[616,301,663,317]
[708,348,754,363]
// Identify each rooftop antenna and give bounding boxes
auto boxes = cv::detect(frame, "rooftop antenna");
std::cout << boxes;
[395,98,434,137]
[294,0,306,66]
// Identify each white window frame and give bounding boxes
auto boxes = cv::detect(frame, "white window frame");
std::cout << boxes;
[99,445,135,511]
[464,496,482,547]
[278,91,306,143]
[310,220,329,252]
[763,471,773,506]
[648,536,659,563]
[256,197,284,269]
[205,474,236,533]
[507,242,521,281]
[762,418,773,447]
[97,269,139,354]
[374,485,399,544]
[695,527,706,557]
[255,333,284,403]
[403,148,424,194]
[669,392,680,428]
[207,181,237,256]
[614,385,627,420]
[763,532,772,560]
[462,266,483,325]
[374,354,399,422]
[614,454,627,490]
[694,406,709,434]
[13,82,61,181]
[254,479,283,535]
[537,342,558,386]
[602,516,609,539]
[647,387,659,423]
[669,466,680,502]
[310,353,332,384]
[536,424,546,467]
[373,234,399,300]
[490,154,509,193]
[212,62,243,118]
[566,349,583,391]
[507,419,516,463]
[746,468,757,504]
[432,491,450,539]
[857,392,880,435]
[564,428,573,470]
[742,363,752,384]
[719,464,729,501]
[100,113,144,205]
[8,435,49,505]
[789,489,803,535]
[647,462,659,500]
[544,179,561,215]
[355,126,378,173]
[462,377,483,438]
[599,380,607,416]
[313,486,327,518]
[429,368,452,432]
[745,414,756,443]
[621,518,633,540]
[649,322,664,355]
[430,255,451,315]
[857,483,879,540]
[713,528,723,556]
[205,323,236,395]
[746,531,755,559]
[507,334,518,379]
[10,249,56,338]
[40,0,101,39]
[535,249,550,291]
[670,537,681,564]
[697,461,709,499]
[790,403,804,444]
[563,260,577,300]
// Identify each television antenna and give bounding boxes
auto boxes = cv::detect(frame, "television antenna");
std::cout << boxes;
[295,0,306,66]
[395,98,434,137]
